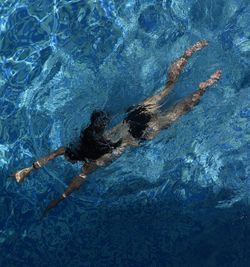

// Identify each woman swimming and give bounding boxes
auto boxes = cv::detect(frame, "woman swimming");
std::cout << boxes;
[12,40,222,218]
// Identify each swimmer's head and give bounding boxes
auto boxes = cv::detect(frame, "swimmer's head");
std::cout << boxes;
[90,110,110,133]
[65,110,111,163]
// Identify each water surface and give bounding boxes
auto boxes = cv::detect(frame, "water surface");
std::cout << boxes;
[0,0,250,266]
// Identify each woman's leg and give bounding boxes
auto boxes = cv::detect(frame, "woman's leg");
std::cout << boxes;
[158,70,222,129]
[12,146,66,183]
[143,70,221,140]
[141,40,209,111]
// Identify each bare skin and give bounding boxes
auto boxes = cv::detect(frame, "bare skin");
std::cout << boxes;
[12,147,66,183]
[11,40,222,219]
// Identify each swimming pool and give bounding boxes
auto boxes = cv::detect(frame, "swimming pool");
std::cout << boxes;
[1,0,250,266]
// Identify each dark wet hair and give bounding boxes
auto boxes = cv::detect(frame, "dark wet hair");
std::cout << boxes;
[90,110,110,133]
[65,110,121,162]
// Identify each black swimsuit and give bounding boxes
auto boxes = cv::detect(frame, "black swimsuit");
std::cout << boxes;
[65,120,121,162]
[65,106,151,162]
[124,105,152,140]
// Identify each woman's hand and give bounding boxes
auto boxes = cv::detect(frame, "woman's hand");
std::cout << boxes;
[11,166,34,183]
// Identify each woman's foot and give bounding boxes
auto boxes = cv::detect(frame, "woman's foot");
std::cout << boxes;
[184,40,209,58]
[199,70,222,91]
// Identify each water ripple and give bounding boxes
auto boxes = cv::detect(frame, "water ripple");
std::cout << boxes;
[1,0,250,266]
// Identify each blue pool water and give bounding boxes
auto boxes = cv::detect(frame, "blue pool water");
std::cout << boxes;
[1,0,250,266]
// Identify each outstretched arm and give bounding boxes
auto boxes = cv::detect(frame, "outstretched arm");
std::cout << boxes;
[40,162,98,220]
[40,140,132,220]
[12,147,66,183]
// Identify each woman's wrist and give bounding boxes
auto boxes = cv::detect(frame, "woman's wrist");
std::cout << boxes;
[32,161,41,169]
